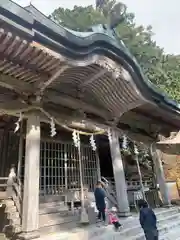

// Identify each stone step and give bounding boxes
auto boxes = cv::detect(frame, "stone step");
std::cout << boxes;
[7,211,20,220]
[40,219,79,236]
[39,205,69,215]
[65,208,180,240]
[3,224,21,235]
[9,216,21,226]
[118,213,180,238]
[158,212,180,226]
[126,216,180,240]
[14,224,22,233]
[39,195,65,203]
[40,201,67,209]
[38,208,180,240]
[4,200,14,208]
[0,233,7,240]
[119,207,179,228]
[160,228,180,240]
[39,210,75,225]
[40,214,79,228]
[4,205,16,213]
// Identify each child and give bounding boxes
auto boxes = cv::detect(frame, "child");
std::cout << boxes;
[138,199,158,240]
[108,207,122,231]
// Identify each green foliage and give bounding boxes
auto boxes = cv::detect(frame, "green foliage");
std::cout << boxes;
[50,0,180,102]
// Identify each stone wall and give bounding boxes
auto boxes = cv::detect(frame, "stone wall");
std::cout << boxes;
[162,153,180,181]
[161,153,180,199]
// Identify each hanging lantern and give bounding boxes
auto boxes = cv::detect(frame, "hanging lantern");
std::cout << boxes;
[50,117,56,137]
[14,112,22,133]
[90,135,97,151]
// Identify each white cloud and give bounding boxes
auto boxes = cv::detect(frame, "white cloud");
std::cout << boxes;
[13,0,180,54]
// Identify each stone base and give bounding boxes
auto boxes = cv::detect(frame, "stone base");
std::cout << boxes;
[163,204,172,208]
[16,231,40,240]
[118,211,131,217]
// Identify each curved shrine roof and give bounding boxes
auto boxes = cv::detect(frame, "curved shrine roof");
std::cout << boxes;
[0,0,180,142]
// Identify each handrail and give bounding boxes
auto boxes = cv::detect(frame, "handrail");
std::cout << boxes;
[12,180,22,217]
[6,168,23,219]
[0,177,8,188]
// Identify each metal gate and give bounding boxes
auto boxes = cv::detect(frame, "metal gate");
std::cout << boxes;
[38,140,98,196]
[19,138,99,196]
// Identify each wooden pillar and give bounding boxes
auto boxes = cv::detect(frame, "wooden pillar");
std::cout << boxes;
[20,115,40,239]
[109,129,130,216]
[17,121,23,179]
[151,144,171,207]
[96,152,101,181]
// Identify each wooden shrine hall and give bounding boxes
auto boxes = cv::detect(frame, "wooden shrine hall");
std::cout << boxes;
[0,1,180,239]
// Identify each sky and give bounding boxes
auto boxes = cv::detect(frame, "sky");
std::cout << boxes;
[13,0,180,54]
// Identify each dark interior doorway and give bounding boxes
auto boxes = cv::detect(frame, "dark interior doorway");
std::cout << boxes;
[97,136,113,179]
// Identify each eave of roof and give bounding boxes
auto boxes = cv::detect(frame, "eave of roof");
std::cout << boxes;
[0,0,180,141]
[1,1,179,110]
[0,26,144,125]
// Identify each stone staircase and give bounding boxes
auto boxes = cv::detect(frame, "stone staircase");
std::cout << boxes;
[0,176,22,237]
[1,190,78,238]
[3,184,180,240]
[39,200,79,234]
[3,198,80,236]
[3,198,21,235]
[40,207,180,240]
[0,175,80,237]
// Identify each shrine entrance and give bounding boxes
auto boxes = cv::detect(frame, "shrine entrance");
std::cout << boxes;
[19,137,99,198]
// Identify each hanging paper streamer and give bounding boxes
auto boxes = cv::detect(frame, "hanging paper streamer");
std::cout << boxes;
[134,143,139,155]
[122,135,128,150]
[107,128,112,142]
[14,112,22,133]
[72,130,80,148]
[90,135,97,151]
[77,131,80,148]
[50,117,56,137]
[144,149,149,157]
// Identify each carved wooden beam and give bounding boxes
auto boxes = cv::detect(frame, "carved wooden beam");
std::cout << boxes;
[0,54,49,81]
[0,75,111,120]
[79,69,107,87]
[0,104,108,133]
[36,65,69,96]
[45,90,111,120]
[0,73,33,94]
[0,100,28,111]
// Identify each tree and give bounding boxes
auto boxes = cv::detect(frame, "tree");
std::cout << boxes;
[50,5,106,31]
[50,0,180,102]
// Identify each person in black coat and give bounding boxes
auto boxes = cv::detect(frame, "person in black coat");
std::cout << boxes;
[138,199,159,240]
[94,181,106,223]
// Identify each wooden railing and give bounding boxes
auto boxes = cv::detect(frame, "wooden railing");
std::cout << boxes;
[0,177,8,189]
[6,169,23,219]
[0,177,8,200]
[102,176,153,190]
[101,176,161,208]
[11,180,22,218]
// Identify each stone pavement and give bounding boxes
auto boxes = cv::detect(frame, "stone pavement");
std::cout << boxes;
[0,234,6,240]
[39,207,180,240]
